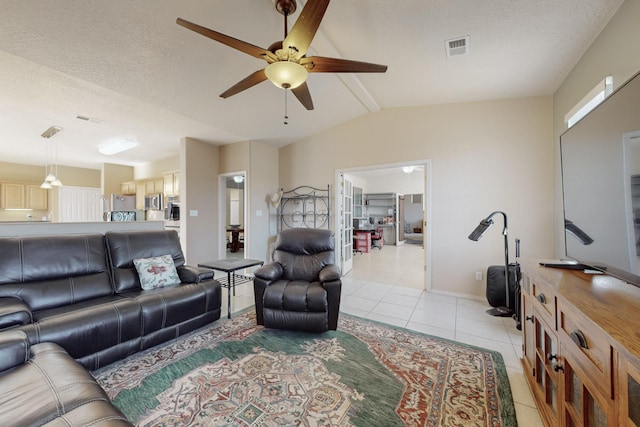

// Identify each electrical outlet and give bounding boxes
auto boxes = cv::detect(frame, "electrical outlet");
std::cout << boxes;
[475,271,483,281]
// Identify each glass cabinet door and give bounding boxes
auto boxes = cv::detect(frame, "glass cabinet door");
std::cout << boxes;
[533,306,560,425]
[619,355,640,426]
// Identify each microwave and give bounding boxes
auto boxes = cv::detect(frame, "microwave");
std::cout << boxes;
[144,193,163,211]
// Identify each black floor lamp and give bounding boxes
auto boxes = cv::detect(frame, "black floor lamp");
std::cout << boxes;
[468,211,514,317]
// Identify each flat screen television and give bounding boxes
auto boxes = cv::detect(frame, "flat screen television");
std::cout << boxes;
[560,70,640,287]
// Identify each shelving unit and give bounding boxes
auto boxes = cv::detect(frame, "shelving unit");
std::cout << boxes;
[364,192,396,219]
[278,185,330,231]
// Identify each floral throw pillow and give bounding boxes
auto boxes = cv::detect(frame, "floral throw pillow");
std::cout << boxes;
[133,254,181,290]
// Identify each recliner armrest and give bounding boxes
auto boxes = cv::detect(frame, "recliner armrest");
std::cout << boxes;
[0,297,32,329]
[0,330,29,373]
[319,264,341,283]
[254,262,283,282]
[177,265,215,283]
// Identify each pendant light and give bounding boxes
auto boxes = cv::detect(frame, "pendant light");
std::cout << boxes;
[40,126,63,188]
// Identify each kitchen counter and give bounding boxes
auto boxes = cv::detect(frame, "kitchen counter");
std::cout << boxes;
[0,220,164,237]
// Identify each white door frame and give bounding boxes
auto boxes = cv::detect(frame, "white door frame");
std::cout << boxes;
[334,160,432,291]
[218,171,248,258]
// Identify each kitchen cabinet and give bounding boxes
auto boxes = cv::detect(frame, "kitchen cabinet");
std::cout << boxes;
[521,259,640,426]
[145,179,163,194]
[163,172,180,196]
[26,185,48,210]
[1,183,25,209]
[136,182,146,210]
[121,181,136,195]
[1,183,48,210]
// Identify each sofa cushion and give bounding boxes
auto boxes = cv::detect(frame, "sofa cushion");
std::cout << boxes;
[133,254,180,290]
[0,341,132,426]
[0,330,29,373]
[120,281,221,335]
[0,234,113,311]
[106,230,186,293]
[0,297,32,329]
[15,296,142,362]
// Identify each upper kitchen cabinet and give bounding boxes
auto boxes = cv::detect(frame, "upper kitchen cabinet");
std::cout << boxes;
[121,181,136,195]
[163,171,180,196]
[1,183,48,210]
[27,185,48,210]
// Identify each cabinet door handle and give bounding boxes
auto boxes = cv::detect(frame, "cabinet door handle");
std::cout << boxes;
[547,353,558,362]
[570,330,589,349]
[553,364,565,373]
[525,315,534,323]
[536,293,546,304]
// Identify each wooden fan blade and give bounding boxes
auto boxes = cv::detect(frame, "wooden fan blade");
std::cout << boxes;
[177,18,274,60]
[301,56,388,73]
[220,69,268,98]
[292,82,314,110]
[283,0,330,60]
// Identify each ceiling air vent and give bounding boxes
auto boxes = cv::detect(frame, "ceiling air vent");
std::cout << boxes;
[445,36,470,57]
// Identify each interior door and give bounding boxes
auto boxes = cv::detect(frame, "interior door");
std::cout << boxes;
[340,174,353,274]
[398,194,405,242]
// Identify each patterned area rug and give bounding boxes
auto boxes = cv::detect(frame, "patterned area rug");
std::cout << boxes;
[93,310,517,426]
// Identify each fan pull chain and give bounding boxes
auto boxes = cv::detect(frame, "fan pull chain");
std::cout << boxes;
[284,89,289,125]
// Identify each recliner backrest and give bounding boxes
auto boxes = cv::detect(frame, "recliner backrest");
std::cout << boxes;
[0,234,112,311]
[273,228,335,282]
[105,230,185,293]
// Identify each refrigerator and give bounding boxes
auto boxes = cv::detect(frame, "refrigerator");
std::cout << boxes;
[106,194,136,211]
[102,194,138,221]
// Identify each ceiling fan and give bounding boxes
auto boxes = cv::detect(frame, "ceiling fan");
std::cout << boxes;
[176,0,387,111]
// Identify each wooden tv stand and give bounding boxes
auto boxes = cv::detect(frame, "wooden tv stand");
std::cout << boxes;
[520,259,640,426]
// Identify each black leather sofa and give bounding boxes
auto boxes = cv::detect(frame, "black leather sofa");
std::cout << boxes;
[0,229,221,370]
[0,330,133,426]
[0,230,222,426]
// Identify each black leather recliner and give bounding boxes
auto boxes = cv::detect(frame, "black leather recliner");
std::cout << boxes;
[253,228,342,332]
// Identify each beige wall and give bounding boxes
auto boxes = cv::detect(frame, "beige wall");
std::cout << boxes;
[280,96,554,298]
[134,156,179,180]
[249,140,279,261]
[180,137,219,265]
[102,163,133,195]
[552,0,640,257]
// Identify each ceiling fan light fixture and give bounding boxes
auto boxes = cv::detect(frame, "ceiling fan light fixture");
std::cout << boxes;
[265,62,308,90]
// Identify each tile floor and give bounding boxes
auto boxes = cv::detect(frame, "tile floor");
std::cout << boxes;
[219,243,543,427]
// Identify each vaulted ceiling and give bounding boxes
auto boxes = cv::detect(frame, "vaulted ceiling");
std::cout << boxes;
[0,0,623,169]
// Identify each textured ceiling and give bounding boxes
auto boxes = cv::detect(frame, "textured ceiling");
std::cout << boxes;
[0,0,623,169]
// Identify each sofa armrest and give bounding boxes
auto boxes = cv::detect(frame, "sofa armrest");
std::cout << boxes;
[177,265,215,283]
[254,262,283,282]
[0,297,32,329]
[0,330,30,373]
[319,264,341,283]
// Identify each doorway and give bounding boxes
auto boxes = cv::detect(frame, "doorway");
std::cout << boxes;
[218,172,247,259]
[335,161,431,291]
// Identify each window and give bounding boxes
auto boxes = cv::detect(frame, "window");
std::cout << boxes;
[565,76,613,128]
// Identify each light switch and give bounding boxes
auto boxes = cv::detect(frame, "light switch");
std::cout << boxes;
[189,210,198,217]
[256,210,263,217]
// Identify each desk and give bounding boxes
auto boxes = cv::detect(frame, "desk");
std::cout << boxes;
[226,227,244,253]
[198,258,263,318]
